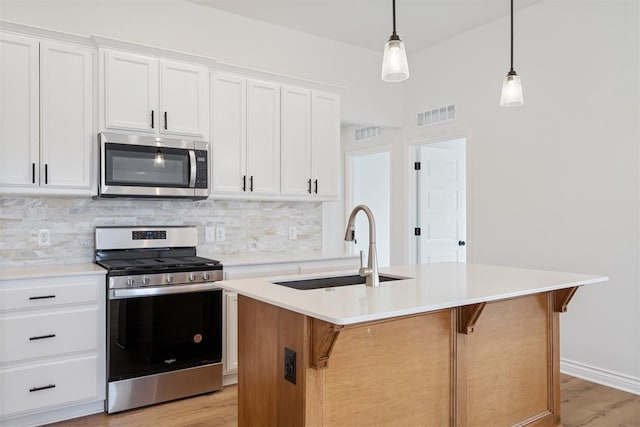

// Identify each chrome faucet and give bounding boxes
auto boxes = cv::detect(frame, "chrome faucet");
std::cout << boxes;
[344,204,379,287]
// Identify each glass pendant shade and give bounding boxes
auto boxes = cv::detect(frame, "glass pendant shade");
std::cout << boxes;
[381,38,409,82]
[500,71,524,107]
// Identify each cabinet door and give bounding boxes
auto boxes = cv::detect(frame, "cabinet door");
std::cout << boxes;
[280,85,311,197]
[311,90,340,199]
[224,291,238,374]
[211,73,247,195]
[0,33,39,187]
[40,42,94,190]
[160,60,208,138]
[247,79,280,196]
[104,50,157,133]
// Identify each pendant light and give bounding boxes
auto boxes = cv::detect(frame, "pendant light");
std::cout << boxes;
[500,0,524,107]
[381,0,409,82]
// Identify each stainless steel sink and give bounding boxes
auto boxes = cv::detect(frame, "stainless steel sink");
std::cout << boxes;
[272,274,410,290]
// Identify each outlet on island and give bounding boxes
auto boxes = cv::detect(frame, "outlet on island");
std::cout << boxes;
[284,347,296,384]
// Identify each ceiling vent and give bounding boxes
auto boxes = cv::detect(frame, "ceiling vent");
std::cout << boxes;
[417,104,456,127]
[355,126,383,141]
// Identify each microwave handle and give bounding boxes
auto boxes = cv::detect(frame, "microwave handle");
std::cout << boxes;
[189,150,197,188]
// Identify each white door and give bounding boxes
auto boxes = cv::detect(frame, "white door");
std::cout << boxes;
[346,150,391,267]
[0,33,39,187]
[280,85,311,197]
[211,73,247,195]
[311,90,340,199]
[247,79,280,196]
[159,60,208,138]
[40,41,93,190]
[104,50,158,133]
[418,139,466,263]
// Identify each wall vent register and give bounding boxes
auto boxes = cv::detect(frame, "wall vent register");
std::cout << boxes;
[417,104,456,127]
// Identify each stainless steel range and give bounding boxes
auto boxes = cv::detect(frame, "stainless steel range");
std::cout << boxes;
[95,226,223,413]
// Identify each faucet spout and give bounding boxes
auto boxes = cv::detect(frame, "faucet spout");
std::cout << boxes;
[344,205,379,287]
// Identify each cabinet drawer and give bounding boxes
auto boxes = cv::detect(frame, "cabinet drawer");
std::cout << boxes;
[0,355,98,417]
[0,307,98,363]
[0,276,101,312]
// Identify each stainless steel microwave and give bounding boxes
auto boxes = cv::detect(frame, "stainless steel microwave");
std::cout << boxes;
[97,133,209,200]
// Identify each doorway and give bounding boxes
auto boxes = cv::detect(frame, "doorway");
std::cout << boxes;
[414,137,467,264]
[345,148,391,267]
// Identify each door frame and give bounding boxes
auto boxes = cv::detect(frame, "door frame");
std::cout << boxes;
[406,132,472,264]
[344,144,393,256]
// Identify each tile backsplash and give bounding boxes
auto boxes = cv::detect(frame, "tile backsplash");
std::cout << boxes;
[0,196,322,267]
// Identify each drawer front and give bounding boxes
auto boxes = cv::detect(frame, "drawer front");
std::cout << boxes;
[0,355,99,417]
[0,307,98,363]
[0,275,102,312]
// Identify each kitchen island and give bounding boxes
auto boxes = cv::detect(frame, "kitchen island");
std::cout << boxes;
[216,262,607,427]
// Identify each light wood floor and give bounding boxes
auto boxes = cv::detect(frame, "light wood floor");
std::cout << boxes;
[49,375,639,427]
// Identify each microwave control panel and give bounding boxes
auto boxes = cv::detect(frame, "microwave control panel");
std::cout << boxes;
[195,150,208,189]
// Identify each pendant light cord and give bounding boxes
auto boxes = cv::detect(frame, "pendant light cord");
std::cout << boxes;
[510,0,514,72]
[392,0,397,36]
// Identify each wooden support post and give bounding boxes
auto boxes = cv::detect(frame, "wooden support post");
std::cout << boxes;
[457,302,486,334]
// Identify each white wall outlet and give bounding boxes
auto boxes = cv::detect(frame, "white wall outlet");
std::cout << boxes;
[289,226,298,240]
[205,226,216,242]
[216,226,225,242]
[38,229,50,247]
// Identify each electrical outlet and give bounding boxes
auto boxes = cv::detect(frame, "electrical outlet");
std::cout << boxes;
[215,226,225,242]
[38,229,50,247]
[288,226,297,240]
[284,347,296,384]
[205,226,216,242]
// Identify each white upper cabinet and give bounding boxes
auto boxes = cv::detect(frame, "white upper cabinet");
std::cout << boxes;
[281,85,340,200]
[0,33,95,194]
[0,33,39,187]
[103,50,208,138]
[211,73,280,197]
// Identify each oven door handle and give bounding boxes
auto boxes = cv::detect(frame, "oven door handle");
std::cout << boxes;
[189,150,197,188]
[109,283,221,299]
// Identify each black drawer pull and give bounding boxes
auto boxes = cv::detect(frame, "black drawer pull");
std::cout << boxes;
[29,295,56,300]
[29,334,56,341]
[44,164,48,184]
[249,175,254,192]
[151,110,155,129]
[164,111,168,130]
[29,384,56,393]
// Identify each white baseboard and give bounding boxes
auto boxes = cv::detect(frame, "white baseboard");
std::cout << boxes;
[561,358,640,395]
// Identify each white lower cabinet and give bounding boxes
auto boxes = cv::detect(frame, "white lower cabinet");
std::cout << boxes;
[224,292,238,376]
[0,272,106,425]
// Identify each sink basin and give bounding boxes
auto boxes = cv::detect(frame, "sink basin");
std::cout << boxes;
[272,274,410,290]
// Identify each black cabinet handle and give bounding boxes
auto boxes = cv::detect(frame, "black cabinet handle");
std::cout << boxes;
[32,163,36,184]
[164,112,168,130]
[151,110,155,129]
[242,175,247,192]
[314,179,318,194]
[29,384,55,393]
[458,240,466,246]
[307,179,312,194]
[249,176,254,192]
[29,334,56,341]
[29,295,55,300]
[44,164,48,184]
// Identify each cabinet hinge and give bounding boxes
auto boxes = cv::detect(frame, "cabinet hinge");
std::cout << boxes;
[414,162,421,170]
[414,227,421,236]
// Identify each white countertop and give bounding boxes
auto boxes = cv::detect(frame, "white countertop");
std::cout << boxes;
[0,263,107,280]
[216,262,608,325]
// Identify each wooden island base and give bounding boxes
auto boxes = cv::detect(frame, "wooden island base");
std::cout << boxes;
[237,289,578,427]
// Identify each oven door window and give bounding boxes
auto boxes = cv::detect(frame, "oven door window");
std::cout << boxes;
[108,290,222,381]
[105,143,190,187]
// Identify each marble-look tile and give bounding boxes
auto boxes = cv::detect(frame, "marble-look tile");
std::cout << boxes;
[0,196,322,267]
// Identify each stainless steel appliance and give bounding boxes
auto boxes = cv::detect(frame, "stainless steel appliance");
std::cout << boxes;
[95,226,223,413]
[97,132,209,200]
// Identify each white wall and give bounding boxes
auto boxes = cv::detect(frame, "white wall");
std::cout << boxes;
[0,0,402,126]
[400,1,639,389]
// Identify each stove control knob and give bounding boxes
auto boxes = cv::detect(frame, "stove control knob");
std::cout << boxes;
[202,272,210,281]
[142,277,150,286]
[189,273,196,282]
[126,277,134,287]
[166,275,174,284]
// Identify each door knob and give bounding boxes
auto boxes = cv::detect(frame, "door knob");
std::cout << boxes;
[458,240,466,246]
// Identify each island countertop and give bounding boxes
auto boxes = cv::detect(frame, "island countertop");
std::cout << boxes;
[216,262,608,325]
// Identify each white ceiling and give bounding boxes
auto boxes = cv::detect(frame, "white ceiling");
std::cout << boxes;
[187,0,540,52]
